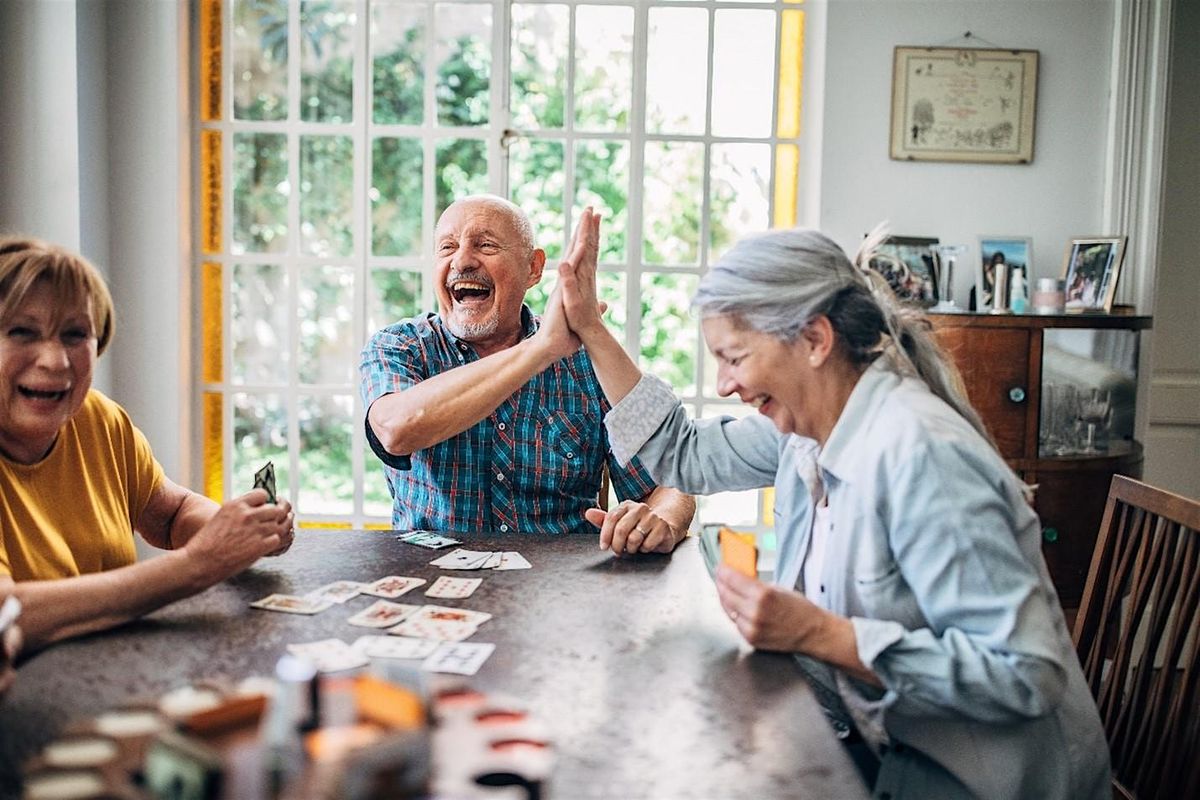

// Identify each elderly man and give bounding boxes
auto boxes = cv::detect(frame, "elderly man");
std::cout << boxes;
[360,195,694,553]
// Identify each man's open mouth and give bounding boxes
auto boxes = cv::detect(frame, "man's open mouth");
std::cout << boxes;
[450,280,493,303]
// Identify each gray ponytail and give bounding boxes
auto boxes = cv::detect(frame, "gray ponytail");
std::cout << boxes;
[694,227,997,450]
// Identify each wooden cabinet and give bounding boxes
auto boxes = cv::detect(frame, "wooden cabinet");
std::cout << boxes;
[929,312,1152,607]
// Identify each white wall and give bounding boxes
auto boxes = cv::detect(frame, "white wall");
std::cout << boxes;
[816,0,1114,302]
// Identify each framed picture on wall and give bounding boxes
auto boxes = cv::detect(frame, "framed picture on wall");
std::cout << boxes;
[1062,236,1126,313]
[890,47,1039,164]
[976,236,1032,311]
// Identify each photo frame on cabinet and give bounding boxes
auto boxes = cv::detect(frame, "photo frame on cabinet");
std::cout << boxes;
[890,47,1039,164]
[1062,237,1126,313]
[867,235,939,306]
[975,236,1032,311]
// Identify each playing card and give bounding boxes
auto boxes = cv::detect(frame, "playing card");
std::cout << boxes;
[347,600,420,628]
[352,635,439,660]
[421,642,496,676]
[495,551,532,571]
[425,576,482,599]
[698,527,720,579]
[410,604,492,627]
[307,581,365,604]
[480,551,504,570]
[429,548,495,570]
[397,531,462,550]
[362,576,426,599]
[719,527,758,578]
[389,616,479,643]
[253,461,277,504]
[287,639,369,673]
[250,594,332,615]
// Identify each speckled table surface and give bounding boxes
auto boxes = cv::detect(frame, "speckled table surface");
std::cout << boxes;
[0,531,867,799]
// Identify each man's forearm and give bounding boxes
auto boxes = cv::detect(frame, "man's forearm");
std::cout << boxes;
[369,337,561,455]
[644,485,696,547]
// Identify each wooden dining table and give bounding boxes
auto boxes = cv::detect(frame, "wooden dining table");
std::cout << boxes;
[0,530,868,799]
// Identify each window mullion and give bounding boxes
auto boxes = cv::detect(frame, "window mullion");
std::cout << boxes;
[627,0,650,361]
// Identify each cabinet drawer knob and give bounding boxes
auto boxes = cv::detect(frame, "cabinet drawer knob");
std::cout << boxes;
[1042,527,1059,543]
[1008,387,1027,403]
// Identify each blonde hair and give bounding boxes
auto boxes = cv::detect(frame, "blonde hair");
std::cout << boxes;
[0,237,115,355]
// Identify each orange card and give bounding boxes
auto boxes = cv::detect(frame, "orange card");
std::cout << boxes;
[718,527,758,578]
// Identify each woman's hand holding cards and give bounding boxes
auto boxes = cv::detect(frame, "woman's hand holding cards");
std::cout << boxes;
[182,491,295,585]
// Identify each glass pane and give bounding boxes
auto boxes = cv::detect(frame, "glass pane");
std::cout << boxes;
[300,0,356,123]
[575,5,633,132]
[298,264,355,385]
[640,272,699,394]
[298,394,353,515]
[709,143,771,262]
[371,1,425,125]
[711,10,775,137]
[364,439,393,517]
[508,138,565,261]
[300,135,354,257]
[697,405,759,527]
[232,264,289,385]
[435,3,492,126]
[575,140,629,263]
[645,8,708,134]
[372,137,423,256]
[233,133,288,254]
[435,138,488,218]
[233,0,288,121]
[233,392,289,500]
[642,141,703,265]
[510,4,567,130]
[598,270,626,341]
[369,268,423,333]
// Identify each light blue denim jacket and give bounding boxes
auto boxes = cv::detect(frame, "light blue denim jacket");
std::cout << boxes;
[606,361,1110,800]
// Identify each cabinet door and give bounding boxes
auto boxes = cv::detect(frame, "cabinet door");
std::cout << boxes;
[933,327,1031,459]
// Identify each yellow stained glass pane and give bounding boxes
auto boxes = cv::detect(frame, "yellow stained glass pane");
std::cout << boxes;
[776,10,804,139]
[761,487,776,526]
[201,129,222,254]
[299,522,354,530]
[199,0,222,121]
[773,144,799,228]
[203,392,224,501]
[201,262,223,384]
[364,522,393,531]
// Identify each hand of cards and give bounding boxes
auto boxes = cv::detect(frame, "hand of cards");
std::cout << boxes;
[698,526,758,579]
[428,549,532,571]
[253,461,277,504]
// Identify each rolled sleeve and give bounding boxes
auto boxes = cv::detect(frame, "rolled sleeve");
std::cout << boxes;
[604,374,679,466]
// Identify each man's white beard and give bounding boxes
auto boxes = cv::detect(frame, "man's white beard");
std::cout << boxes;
[447,313,498,342]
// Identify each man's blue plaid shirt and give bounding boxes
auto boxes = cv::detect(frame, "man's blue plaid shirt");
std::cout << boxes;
[359,307,658,534]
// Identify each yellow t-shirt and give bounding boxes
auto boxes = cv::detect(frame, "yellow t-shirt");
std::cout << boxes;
[0,390,164,580]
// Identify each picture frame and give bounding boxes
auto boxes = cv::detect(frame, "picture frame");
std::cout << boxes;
[975,236,1033,311]
[890,47,1039,164]
[1062,237,1126,313]
[868,235,939,306]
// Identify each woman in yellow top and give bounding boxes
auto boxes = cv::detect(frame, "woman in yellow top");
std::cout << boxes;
[0,237,295,651]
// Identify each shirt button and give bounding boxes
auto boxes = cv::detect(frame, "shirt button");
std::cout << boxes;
[564,451,574,459]
[498,422,506,431]
[496,472,505,482]
[499,524,509,532]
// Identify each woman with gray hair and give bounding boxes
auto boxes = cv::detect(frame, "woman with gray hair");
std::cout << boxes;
[546,209,1110,799]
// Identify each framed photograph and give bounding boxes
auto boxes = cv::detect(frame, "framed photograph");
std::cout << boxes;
[975,236,1032,311]
[890,47,1039,164]
[1062,237,1126,313]
[868,235,939,306]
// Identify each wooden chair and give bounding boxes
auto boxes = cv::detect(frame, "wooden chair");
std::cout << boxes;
[1072,475,1200,800]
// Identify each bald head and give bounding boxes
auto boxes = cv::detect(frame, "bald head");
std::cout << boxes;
[438,194,535,257]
